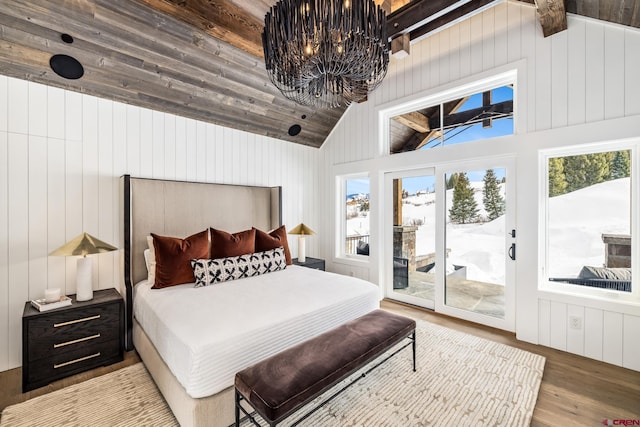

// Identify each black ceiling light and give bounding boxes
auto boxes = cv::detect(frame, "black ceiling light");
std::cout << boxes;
[61,33,74,44]
[262,0,389,108]
[50,54,84,80]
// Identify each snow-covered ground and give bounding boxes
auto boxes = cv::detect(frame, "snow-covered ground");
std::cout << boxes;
[346,177,630,286]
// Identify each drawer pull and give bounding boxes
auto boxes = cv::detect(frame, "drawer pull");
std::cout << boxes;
[53,352,101,369]
[54,333,101,349]
[53,315,101,328]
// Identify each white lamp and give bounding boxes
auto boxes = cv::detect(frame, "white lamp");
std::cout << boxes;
[49,233,117,301]
[288,223,316,263]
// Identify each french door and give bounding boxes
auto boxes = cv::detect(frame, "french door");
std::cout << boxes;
[384,158,516,331]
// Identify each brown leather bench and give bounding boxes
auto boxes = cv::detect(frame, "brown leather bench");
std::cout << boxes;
[234,309,416,426]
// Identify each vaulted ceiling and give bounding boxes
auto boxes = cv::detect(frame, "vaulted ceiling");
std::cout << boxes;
[1,0,638,148]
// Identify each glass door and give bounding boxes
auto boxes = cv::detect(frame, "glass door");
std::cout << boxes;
[385,168,436,310]
[436,159,516,331]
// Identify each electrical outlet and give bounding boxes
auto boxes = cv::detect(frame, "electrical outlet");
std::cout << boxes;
[569,316,582,330]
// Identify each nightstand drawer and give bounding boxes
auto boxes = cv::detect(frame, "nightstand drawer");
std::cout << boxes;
[28,321,120,361]
[26,338,121,387]
[27,304,119,345]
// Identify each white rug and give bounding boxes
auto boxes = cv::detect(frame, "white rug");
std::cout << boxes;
[1,320,545,427]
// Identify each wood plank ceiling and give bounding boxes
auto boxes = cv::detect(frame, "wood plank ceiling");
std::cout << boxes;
[1,0,639,148]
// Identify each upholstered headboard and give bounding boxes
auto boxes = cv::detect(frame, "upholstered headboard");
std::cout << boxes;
[120,175,282,350]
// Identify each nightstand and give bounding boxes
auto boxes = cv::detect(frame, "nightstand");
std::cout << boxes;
[22,288,124,392]
[292,257,325,271]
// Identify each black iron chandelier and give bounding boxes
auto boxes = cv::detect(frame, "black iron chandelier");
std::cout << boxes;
[262,0,389,108]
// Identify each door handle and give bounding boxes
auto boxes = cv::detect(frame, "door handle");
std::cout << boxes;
[508,243,516,260]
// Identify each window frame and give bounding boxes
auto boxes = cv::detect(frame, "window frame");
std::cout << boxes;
[539,139,639,304]
[336,173,372,261]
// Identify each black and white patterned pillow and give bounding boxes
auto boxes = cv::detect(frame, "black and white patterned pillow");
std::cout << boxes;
[191,246,286,287]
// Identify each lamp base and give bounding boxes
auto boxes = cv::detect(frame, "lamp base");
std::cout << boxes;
[298,235,306,263]
[76,256,93,301]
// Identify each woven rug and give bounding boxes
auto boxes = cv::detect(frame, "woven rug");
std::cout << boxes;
[1,320,545,427]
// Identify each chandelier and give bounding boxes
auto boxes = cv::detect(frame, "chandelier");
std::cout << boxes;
[262,0,389,108]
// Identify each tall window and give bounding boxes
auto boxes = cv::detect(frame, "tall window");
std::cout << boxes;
[344,177,370,256]
[390,85,514,154]
[543,146,633,296]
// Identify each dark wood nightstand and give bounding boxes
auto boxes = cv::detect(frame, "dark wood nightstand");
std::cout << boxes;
[292,257,325,271]
[22,288,124,392]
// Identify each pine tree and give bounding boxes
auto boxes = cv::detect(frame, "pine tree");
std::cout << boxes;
[449,172,478,224]
[610,150,631,179]
[564,153,609,193]
[446,173,458,190]
[548,157,567,197]
[482,169,505,220]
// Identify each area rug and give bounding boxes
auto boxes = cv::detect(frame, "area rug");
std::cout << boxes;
[1,320,545,427]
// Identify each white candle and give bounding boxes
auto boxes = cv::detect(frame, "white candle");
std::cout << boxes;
[44,288,61,303]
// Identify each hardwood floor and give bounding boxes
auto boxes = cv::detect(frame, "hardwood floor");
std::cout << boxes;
[1,302,638,426]
[381,299,640,426]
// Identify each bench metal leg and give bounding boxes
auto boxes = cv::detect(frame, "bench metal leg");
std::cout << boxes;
[412,331,416,372]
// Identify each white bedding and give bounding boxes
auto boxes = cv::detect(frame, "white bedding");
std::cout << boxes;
[133,265,380,398]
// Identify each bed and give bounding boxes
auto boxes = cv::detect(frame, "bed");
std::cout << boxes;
[120,176,380,427]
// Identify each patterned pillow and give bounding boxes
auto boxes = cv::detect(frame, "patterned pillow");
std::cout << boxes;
[191,246,286,287]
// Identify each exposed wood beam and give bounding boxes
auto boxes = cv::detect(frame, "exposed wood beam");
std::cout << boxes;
[391,33,410,58]
[482,91,492,128]
[430,100,513,129]
[393,111,431,133]
[136,0,265,57]
[535,0,568,37]
[408,0,496,41]
[386,0,463,39]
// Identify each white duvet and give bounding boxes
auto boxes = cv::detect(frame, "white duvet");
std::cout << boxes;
[133,265,380,398]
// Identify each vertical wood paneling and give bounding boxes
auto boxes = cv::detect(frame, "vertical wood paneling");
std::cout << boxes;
[8,78,28,134]
[566,304,584,356]
[603,311,624,366]
[28,83,47,137]
[439,29,451,86]
[0,76,7,132]
[482,8,495,71]
[494,4,508,67]
[550,31,568,129]
[506,2,521,64]
[520,6,537,133]
[625,29,640,116]
[549,302,567,350]
[534,17,552,131]
[98,99,114,289]
[584,307,603,361]
[538,299,551,346]
[0,131,8,370]
[47,86,65,140]
[603,26,625,120]
[0,76,320,372]
[47,138,66,291]
[585,20,605,123]
[567,17,586,126]
[430,33,441,88]
[449,24,461,83]
[622,314,640,371]
[7,133,29,367]
[469,15,483,76]
[28,136,48,301]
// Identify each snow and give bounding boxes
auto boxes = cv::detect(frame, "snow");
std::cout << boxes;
[346,178,630,286]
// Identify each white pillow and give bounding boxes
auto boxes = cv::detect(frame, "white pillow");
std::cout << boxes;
[146,235,156,285]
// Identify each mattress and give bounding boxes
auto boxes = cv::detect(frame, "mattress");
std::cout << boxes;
[133,265,380,398]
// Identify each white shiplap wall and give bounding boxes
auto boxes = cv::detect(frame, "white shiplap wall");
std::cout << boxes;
[0,75,319,372]
[318,2,640,371]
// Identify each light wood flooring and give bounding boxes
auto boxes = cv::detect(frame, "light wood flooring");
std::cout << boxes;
[1,301,639,426]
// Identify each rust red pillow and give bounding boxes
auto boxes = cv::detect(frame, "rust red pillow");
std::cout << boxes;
[150,230,210,289]
[210,228,256,259]
[253,225,292,265]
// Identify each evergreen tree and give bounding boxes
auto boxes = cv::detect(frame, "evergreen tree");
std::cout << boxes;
[482,169,505,221]
[449,173,478,224]
[548,157,567,197]
[564,153,610,193]
[446,173,458,190]
[610,150,631,179]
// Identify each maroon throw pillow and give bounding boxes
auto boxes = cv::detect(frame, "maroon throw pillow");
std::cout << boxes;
[254,225,292,265]
[151,230,210,289]
[210,228,256,259]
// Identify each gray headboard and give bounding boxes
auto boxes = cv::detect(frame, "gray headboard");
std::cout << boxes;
[120,175,282,350]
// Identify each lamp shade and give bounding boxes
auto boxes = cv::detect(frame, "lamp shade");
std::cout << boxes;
[49,232,117,257]
[49,233,117,302]
[288,223,316,236]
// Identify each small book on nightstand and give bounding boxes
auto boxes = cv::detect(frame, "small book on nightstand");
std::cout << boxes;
[30,296,72,312]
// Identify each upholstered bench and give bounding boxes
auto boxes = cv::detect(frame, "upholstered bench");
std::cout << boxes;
[234,309,416,427]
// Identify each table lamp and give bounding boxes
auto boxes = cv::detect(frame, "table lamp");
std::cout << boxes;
[288,223,316,263]
[49,232,117,301]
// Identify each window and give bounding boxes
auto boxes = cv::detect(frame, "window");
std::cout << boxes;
[543,145,634,297]
[343,176,370,257]
[390,85,514,154]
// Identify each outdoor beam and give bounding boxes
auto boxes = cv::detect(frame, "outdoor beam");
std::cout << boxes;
[393,111,431,133]
[386,0,463,39]
[534,0,568,37]
[408,0,495,41]
[393,179,403,226]
[430,100,513,129]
